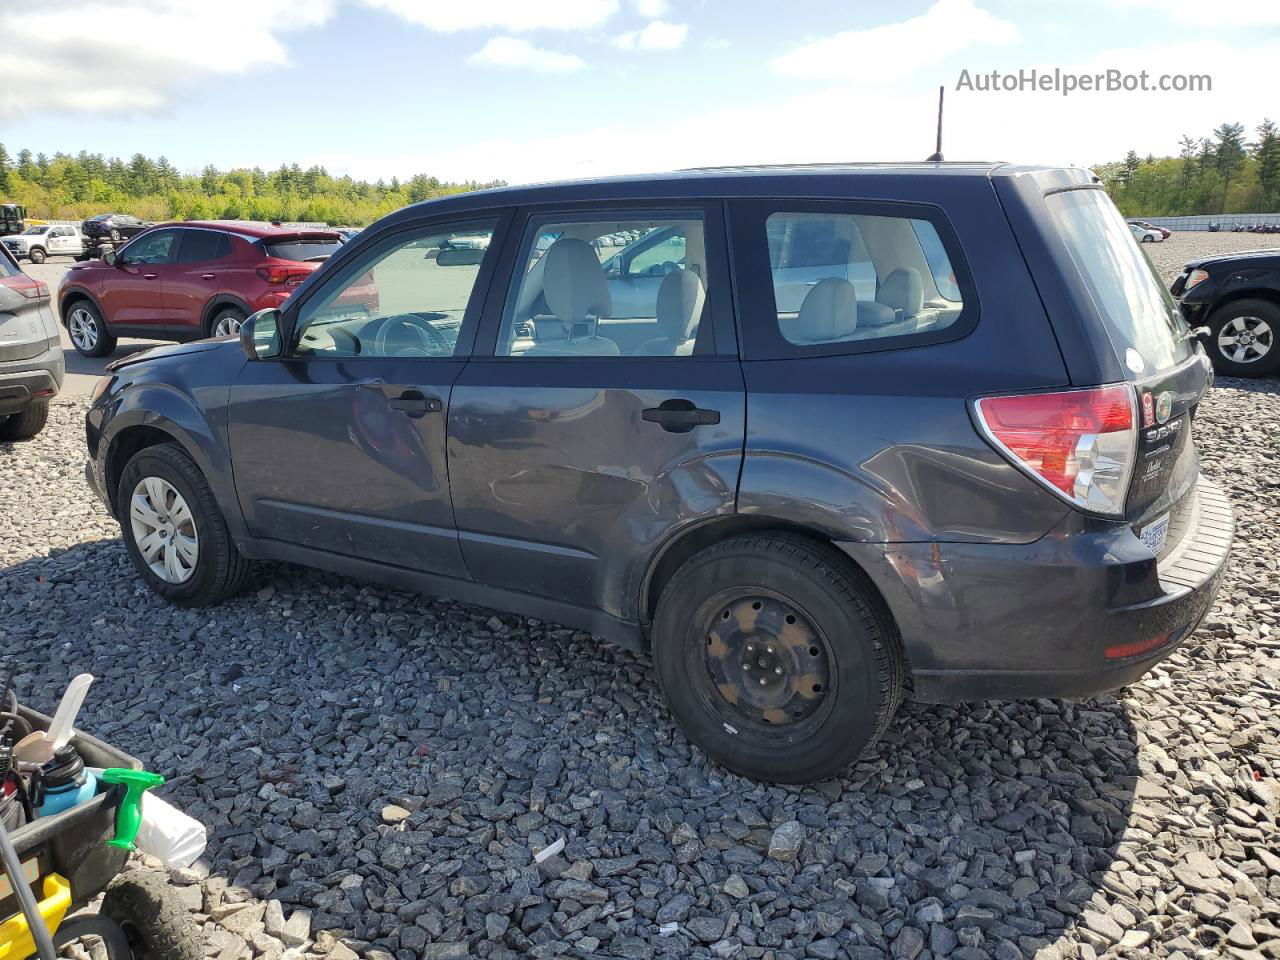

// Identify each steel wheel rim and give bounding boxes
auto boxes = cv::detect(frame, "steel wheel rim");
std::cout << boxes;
[1218,316,1273,364]
[695,592,834,734]
[213,316,242,337]
[129,477,199,584]
[69,308,98,352]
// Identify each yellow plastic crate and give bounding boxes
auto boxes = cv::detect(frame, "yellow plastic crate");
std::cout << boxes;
[0,873,70,960]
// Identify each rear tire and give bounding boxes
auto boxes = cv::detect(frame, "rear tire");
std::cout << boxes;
[0,401,49,441]
[208,307,246,339]
[652,534,905,783]
[1206,298,1280,377]
[66,299,117,357]
[100,870,204,960]
[116,442,253,607]
[27,246,46,264]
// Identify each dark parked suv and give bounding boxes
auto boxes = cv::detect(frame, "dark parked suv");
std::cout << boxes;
[84,164,1232,782]
[1171,248,1280,377]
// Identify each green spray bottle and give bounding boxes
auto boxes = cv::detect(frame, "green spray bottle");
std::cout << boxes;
[100,769,165,851]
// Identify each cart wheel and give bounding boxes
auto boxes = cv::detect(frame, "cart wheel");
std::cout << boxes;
[54,913,135,959]
[99,871,203,960]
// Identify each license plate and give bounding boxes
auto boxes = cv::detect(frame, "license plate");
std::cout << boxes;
[1140,514,1170,555]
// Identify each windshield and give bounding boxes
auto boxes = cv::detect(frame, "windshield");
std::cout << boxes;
[21,226,48,235]
[1047,189,1192,374]
[262,238,343,262]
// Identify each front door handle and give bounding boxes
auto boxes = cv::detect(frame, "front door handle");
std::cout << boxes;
[142,273,157,280]
[387,390,443,418]
[642,399,720,433]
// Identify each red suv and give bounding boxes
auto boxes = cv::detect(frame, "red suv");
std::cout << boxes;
[58,221,365,357]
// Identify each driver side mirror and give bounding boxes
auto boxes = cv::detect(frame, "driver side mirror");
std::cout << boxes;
[240,308,284,360]
[102,250,118,266]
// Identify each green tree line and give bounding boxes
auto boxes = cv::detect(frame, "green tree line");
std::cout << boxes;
[1098,118,1280,217]
[0,145,505,226]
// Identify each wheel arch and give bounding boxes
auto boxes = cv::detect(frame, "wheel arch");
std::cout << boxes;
[1207,287,1280,317]
[58,287,102,326]
[201,295,252,336]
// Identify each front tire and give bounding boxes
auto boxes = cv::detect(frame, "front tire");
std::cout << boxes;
[1206,298,1280,377]
[27,246,46,264]
[0,401,49,441]
[116,442,253,607]
[652,534,905,783]
[100,870,204,960]
[66,300,117,358]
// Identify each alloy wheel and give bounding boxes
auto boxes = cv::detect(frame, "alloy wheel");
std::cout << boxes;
[213,315,243,337]
[1218,315,1273,365]
[68,307,99,353]
[129,477,199,584]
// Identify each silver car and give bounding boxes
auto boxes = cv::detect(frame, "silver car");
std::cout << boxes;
[0,243,63,440]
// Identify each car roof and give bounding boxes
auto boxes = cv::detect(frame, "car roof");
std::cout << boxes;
[149,220,342,239]
[372,162,1095,225]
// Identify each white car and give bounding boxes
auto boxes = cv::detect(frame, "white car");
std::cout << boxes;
[1,224,85,263]
[1128,222,1163,244]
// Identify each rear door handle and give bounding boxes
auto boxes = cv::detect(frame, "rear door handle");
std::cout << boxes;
[642,399,720,433]
[387,389,443,418]
[143,273,157,280]
[200,273,216,280]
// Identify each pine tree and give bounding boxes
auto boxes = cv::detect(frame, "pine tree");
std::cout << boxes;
[1178,135,1197,190]
[1255,118,1280,209]
[1119,150,1141,185]
[1213,122,1248,212]
[15,150,35,180]
[1196,138,1215,179]
[0,143,10,194]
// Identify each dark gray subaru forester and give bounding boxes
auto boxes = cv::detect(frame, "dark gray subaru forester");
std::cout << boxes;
[85,163,1233,783]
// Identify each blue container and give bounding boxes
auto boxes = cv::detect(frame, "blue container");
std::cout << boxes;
[35,746,98,818]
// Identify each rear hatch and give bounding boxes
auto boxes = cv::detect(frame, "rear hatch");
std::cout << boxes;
[257,233,344,265]
[0,251,57,363]
[1043,187,1209,549]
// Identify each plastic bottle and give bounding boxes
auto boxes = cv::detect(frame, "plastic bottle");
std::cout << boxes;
[35,745,97,818]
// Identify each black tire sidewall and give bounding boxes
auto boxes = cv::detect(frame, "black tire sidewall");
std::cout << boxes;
[117,446,226,606]
[653,538,896,783]
[208,307,245,338]
[0,401,48,441]
[28,247,45,263]
[1207,299,1280,377]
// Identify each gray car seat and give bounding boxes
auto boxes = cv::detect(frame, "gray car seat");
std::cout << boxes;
[633,268,705,355]
[524,238,620,356]
[783,277,859,344]
[877,267,924,323]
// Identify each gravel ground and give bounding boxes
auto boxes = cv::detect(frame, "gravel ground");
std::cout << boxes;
[2,235,1278,960]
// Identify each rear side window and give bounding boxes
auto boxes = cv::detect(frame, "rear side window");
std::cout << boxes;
[760,209,967,350]
[1046,189,1191,375]
[262,238,343,262]
[175,230,231,263]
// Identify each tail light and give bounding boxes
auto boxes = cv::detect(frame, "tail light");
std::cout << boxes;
[0,275,50,301]
[973,384,1136,517]
[256,266,309,286]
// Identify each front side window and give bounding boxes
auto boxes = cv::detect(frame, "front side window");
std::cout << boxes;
[764,211,965,347]
[293,220,497,359]
[121,230,177,264]
[497,213,710,357]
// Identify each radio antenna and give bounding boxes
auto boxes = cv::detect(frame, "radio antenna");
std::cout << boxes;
[926,85,944,162]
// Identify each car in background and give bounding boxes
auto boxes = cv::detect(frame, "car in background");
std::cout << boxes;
[0,242,63,440]
[81,213,151,242]
[1129,222,1163,243]
[1127,219,1171,239]
[84,163,1230,783]
[1171,248,1280,377]
[2,224,85,263]
[58,221,356,357]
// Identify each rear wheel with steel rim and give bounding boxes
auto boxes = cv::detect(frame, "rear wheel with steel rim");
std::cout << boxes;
[117,442,253,607]
[66,300,117,357]
[653,534,905,783]
[209,307,245,338]
[1207,299,1280,377]
[27,246,46,264]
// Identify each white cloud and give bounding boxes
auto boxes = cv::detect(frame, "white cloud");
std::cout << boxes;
[1093,0,1280,25]
[362,0,619,32]
[467,36,586,72]
[631,0,668,15]
[0,0,337,120]
[614,20,688,51]
[771,0,1018,82]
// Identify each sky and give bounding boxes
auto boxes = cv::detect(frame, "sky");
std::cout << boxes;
[1,0,1278,185]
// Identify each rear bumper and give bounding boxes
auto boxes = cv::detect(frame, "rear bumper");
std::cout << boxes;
[839,475,1233,703]
[0,346,64,415]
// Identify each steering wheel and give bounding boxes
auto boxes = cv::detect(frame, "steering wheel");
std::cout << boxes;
[372,313,452,357]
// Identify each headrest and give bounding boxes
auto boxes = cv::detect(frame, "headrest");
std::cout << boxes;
[880,267,924,318]
[793,277,858,343]
[656,268,705,341]
[542,238,611,330]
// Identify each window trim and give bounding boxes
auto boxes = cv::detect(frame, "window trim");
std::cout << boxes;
[728,198,978,361]
[280,211,512,361]
[474,200,736,361]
